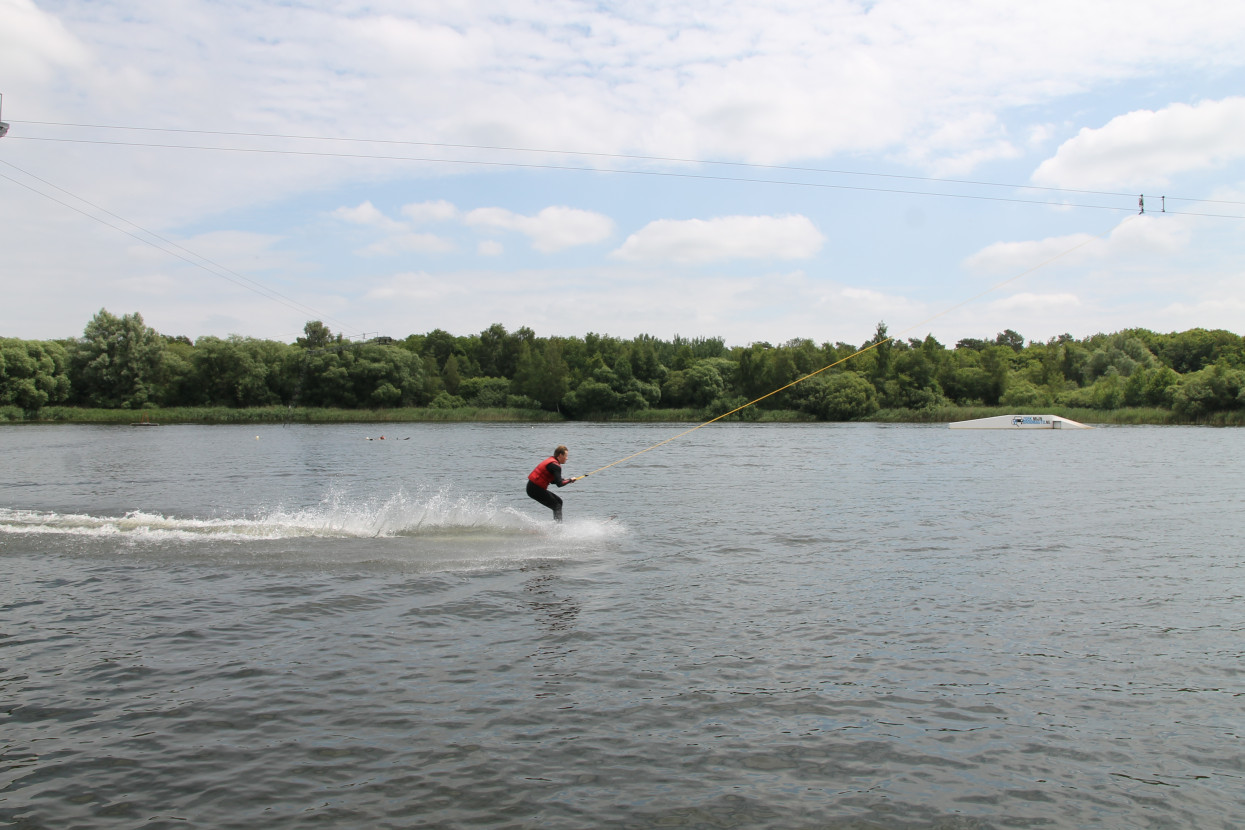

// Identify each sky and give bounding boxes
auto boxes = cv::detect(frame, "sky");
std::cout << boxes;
[2,0,1243,349]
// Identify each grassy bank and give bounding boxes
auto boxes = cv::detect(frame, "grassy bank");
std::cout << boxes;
[3,404,1240,426]
[3,406,565,424]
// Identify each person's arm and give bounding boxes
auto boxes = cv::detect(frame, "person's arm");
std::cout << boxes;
[549,461,574,487]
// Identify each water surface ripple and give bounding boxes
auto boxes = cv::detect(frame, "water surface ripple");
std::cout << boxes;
[1,422,1242,828]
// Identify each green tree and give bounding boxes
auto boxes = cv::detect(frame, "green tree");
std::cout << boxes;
[459,376,511,407]
[800,372,878,421]
[563,380,620,416]
[513,340,570,411]
[978,346,1012,405]
[297,320,336,349]
[473,323,531,378]
[1143,366,1180,407]
[628,338,666,383]
[441,354,462,395]
[1156,328,1243,374]
[1123,365,1179,408]
[938,348,1000,405]
[295,344,424,408]
[158,336,197,406]
[1059,340,1091,386]
[421,328,461,371]
[350,344,426,408]
[867,322,893,386]
[0,338,72,410]
[429,391,466,409]
[71,309,167,408]
[662,360,726,408]
[1023,339,1070,395]
[1173,361,1245,418]
[999,379,1050,408]
[1083,333,1154,383]
[737,343,800,406]
[877,337,945,409]
[190,336,294,407]
[783,337,824,375]
[994,329,1025,352]
[1060,373,1125,410]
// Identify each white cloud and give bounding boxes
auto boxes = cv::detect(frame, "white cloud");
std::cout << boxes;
[0,0,89,80]
[990,292,1081,312]
[1107,213,1192,254]
[1032,97,1245,189]
[5,1,1245,344]
[355,265,906,346]
[365,271,463,302]
[839,287,905,315]
[116,271,183,297]
[333,202,453,254]
[1161,296,1245,331]
[360,233,455,256]
[465,206,614,252]
[334,201,404,231]
[925,141,1022,177]
[835,286,928,340]
[18,1,1245,178]
[345,16,484,73]
[402,200,459,224]
[612,215,824,264]
[965,215,1192,276]
[900,111,1021,175]
[1026,123,1057,149]
[964,233,1100,276]
[176,230,295,270]
[338,200,615,255]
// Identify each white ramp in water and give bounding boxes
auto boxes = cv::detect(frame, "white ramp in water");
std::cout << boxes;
[948,414,1091,429]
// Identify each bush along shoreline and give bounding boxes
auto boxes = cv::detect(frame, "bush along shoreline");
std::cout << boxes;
[3,405,1242,427]
[2,311,1243,425]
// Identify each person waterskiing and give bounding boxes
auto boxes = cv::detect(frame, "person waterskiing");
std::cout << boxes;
[526,445,579,522]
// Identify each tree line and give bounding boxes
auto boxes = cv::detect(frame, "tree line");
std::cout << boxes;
[2,309,1243,420]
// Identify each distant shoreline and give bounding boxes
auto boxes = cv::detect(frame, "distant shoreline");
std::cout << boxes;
[3,405,1241,427]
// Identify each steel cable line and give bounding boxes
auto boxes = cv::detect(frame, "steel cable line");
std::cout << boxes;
[8,134,1185,215]
[13,118,1245,209]
[13,134,1244,219]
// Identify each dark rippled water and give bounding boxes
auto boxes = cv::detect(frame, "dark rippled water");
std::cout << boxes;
[2,422,1242,829]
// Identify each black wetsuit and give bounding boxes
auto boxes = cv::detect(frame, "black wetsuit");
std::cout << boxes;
[526,457,571,521]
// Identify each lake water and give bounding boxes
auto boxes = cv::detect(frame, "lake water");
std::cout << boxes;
[1,421,1242,829]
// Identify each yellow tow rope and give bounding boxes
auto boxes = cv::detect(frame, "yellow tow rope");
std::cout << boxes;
[577,214,1136,481]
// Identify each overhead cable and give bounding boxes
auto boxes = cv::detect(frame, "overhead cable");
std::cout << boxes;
[9,134,1205,216]
[13,118,1244,207]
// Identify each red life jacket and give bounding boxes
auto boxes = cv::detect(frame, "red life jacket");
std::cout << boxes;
[527,456,559,488]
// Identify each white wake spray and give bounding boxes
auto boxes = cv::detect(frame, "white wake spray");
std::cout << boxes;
[0,485,622,544]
